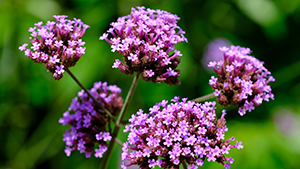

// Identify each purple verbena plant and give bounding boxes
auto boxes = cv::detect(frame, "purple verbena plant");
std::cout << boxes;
[100,6,188,86]
[59,81,123,158]
[207,45,275,116]
[19,6,276,169]
[19,15,89,80]
[121,96,242,169]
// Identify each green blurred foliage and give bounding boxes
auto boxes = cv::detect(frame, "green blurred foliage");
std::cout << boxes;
[0,0,300,168]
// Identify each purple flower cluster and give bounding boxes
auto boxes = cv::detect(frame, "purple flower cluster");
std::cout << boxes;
[19,15,89,80]
[208,45,275,116]
[121,96,242,169]
[59,81,123,158]
[100,6,187,86]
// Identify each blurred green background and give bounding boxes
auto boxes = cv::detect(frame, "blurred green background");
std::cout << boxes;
[1,0,300,168]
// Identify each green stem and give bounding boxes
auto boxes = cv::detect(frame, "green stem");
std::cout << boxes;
[116,72,140,124]
[120,119,129,126]
[191,93,216,102]
[100,73,140,169]
[181,159,188,169]
[114,137,123,147]
[65,67,116,123]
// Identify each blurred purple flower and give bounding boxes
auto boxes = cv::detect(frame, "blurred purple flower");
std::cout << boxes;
[59,81,123,158]
[273,108,299,136]
[208,45,275,116]
[19,15,89,80]
[100,6,188,86]
[121,96,242,169]
[202,38,231,71]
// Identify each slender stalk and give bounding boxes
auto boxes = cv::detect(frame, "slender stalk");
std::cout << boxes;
[65,67,116,123]
[116,72,140,124]
[114,137,123,147]
[108,119,111,133]
[191,93,216,102]
[181,159,188,169]
[100,73,140,169]
[120,119,129,126]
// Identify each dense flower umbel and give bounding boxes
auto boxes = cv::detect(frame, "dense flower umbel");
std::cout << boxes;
[59,81,123,158]
[208,45,275,116]
[121,97,242,169]
[19,15,89,80]
[100,6,187,86]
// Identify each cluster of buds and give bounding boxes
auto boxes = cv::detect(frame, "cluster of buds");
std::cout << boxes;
[100,6,188,86]
[19,15,89,80]
[208,45,275,116]
[59,81,123,158]
[121,97,242,169]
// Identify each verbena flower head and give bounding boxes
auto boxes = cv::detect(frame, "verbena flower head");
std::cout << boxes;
[59,81,123,158]
[208,45,275,116]
[19,15,89,80]
[121,96,242,169]
[100,6,188,86]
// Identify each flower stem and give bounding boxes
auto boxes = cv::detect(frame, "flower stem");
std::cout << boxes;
[181,159,188,169]
[116,72,140,125]
[100,73,140,169]
[191,93,216,102]
[65,67,117,123]
[115,137,123,147]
